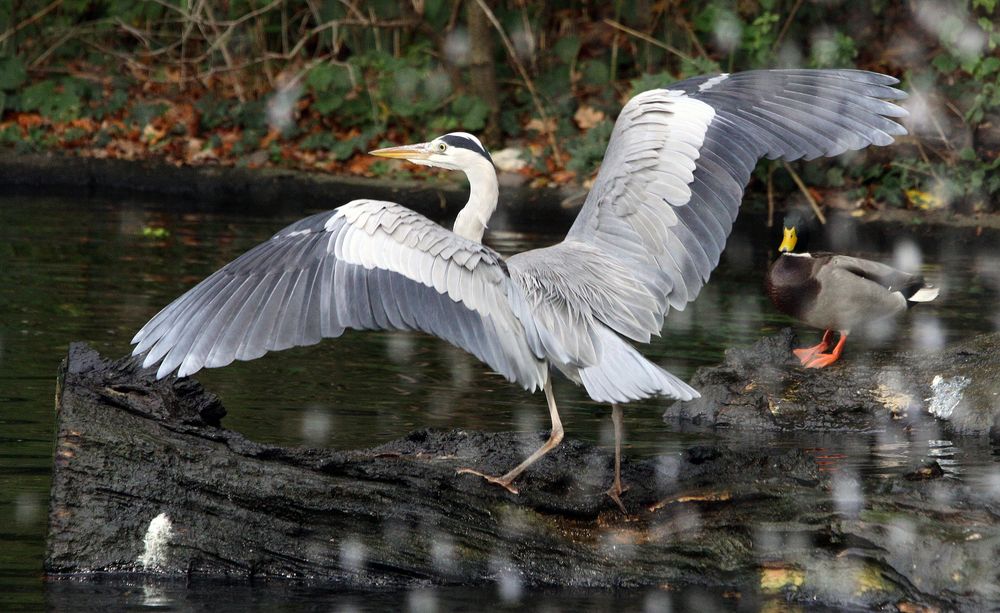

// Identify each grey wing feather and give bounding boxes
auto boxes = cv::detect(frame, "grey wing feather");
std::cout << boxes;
[827,254,927,295]
[507,241,662,366]
[565,69,908,339]
[132,199,546,390]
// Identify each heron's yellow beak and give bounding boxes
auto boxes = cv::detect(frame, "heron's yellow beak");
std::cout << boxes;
[368,143,430,160]
[778,226,797,253]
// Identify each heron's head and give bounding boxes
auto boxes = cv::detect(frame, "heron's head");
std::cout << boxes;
[369,132,494,172]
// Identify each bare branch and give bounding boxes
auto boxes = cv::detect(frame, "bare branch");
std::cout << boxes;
[603,18,693,64]
[0,0,64,45]
[781,161,827,225]
[473,0,563,165]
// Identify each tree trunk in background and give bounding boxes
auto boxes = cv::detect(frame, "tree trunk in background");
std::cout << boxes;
[466,0,501,143]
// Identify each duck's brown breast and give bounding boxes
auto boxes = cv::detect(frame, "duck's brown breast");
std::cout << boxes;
[766,255,822,319]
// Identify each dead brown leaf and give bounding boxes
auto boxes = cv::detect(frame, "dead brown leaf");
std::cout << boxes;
[142,123,166,145]
[526,117,556,134]
[574,105,605,130]
[551,169,577,184]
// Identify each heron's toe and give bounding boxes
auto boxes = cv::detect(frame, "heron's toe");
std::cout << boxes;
[605,482,630,514]
[456,467,519,494]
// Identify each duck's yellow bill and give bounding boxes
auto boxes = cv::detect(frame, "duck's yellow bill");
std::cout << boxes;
[778,227,797,253]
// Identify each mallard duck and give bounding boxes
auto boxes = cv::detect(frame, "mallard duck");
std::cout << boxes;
[765,210,939,368]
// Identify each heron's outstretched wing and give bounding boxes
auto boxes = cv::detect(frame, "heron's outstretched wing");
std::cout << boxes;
[565,69,908,340]
[132,199,546,389]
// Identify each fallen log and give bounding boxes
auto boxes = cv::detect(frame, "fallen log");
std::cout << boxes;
[665,328,1000,439]
[47,343,1000,609]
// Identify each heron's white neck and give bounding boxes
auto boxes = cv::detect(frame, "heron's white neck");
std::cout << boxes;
[452,159,498,243]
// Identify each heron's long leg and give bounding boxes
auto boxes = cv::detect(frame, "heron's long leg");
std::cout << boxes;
[457,378,563,494]
[605,403,628,514]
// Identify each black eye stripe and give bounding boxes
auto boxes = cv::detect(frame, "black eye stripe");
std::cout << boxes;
[439,134,494,166]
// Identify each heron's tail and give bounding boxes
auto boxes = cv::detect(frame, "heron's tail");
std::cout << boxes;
[579,327,699,404]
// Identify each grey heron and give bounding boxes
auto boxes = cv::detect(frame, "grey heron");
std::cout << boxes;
[132,69,907,510]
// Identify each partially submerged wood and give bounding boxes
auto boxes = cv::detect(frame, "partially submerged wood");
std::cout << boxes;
[665,328,1000,438]
[48,343,1000,609]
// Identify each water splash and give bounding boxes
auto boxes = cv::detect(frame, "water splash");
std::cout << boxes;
[14,492,40,525]
[138,512,174,570]
[430,533,457,576]
[443,29,471,66]
[711,10,742,52]
[927,375,970,420]
[643,590,674,613]
[511,27,535,61]
[339,537,367,573]
[893,239,923,273]
[300,405,334,445]
[489,556,523,604]
[266,80,302,133]
[914,0,987,58]
[407,588,439,613]
[831,472,863,517]
[911,314,945,352]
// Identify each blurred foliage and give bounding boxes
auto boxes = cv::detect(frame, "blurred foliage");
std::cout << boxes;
[0,0,998,212]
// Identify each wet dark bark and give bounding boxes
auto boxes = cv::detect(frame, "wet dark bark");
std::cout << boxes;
[47,343,1000,609]
[665,328,1000,439]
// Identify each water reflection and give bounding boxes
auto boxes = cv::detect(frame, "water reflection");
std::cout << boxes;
[42,579,770,613]
[1,193,999,609]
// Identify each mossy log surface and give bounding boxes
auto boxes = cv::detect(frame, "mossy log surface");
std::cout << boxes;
[665,328,1000,438]
[47,343,1000,609]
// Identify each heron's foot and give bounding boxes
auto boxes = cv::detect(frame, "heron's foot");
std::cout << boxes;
[605,483,630,514]
[456,468,519,494]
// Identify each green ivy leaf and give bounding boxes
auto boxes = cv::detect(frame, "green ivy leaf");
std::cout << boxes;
[580,60,609,86]
[553,36,581,65]
[931,53,958,74]
[21,80,54,110]
[978,56,1000,76]
[0,56,27,91]
[451,95,490,131]
[306,64,336,92]
[313,91,344,115]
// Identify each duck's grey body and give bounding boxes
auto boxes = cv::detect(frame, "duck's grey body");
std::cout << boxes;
[767,252,936,333]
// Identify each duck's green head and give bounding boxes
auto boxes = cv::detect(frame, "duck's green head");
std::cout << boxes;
[778,209,810,253]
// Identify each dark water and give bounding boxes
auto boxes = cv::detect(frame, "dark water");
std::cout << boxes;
[1,192,998,610]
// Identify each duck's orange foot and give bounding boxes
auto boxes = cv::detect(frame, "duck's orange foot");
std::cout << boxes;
[793,330,834,365]
[456,467,519,494]
[803,352,841,368]
[793,344,828,364]
[802,331,848,368]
